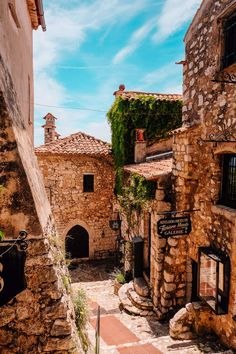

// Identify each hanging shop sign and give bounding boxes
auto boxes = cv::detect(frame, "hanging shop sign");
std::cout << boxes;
[157,215,191,237]
[0,230,28,307]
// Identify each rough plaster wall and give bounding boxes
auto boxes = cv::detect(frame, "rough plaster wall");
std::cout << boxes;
[0,1,34,141]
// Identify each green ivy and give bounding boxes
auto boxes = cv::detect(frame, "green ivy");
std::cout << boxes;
[107,95,182,194]
[119,174,156,235]
[0,230,4,241]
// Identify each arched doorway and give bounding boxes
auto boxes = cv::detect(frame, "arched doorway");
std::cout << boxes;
[65,225,89,259]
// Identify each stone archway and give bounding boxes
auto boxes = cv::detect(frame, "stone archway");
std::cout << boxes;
[65,225,89,259]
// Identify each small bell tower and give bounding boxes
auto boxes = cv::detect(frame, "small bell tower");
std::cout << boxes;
[42,113,60,144]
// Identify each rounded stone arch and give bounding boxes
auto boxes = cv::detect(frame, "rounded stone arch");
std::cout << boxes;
[62,219,95,259]
[214,143,236,156]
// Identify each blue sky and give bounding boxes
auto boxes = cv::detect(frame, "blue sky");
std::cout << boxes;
[33,0,202,146]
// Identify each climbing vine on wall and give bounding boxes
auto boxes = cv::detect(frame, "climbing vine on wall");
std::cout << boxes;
[107,95,182,194]
[119,174,156,236]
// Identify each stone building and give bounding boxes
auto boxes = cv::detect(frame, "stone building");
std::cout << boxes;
[36,113,116,260]
[0,1,82,352]
[169,0,236,348]
[107,88,186,318]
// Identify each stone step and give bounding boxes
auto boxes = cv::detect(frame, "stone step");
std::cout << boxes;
[127,287,153,311]
[118,283,156,317]
[133,277,150,298]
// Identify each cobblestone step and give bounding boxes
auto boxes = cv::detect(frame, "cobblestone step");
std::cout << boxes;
[118,283,156,317]
[133,277,150,297]
[127,287,154,311]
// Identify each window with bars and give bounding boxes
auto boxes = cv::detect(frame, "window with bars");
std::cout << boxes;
[83,174,94,193]
[222,13,236,69]
[220,154,236,208]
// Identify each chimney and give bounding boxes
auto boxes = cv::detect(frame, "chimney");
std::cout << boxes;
[42,113,59,144]
[113,84,125,97]
[134,129,146,163]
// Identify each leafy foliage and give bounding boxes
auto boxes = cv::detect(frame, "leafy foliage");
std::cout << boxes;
[73,288,90,352]
[116,273,126,284]
[119,174,156,236]
[107,95,182,169]
[0,230,4,241]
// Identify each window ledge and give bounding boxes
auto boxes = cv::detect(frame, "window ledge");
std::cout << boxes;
[222,62,236,74]
[211,204,236,223]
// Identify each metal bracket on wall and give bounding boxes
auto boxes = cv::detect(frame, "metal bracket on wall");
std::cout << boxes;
[197,121,236,145]
[156,209,200,216]
[0,230,28,255]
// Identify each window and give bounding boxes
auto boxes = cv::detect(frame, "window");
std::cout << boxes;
[222,13,236,69]
[198,247,230,315]
[220,154,236,208]
[83,174,94,192]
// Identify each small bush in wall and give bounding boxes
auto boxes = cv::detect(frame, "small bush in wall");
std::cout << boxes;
[73,288,90,353]
[116,273,126,284]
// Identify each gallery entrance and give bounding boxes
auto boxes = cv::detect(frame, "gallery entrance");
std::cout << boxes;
[65,225,89,259]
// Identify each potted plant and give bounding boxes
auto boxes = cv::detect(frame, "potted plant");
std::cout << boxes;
[113,272,126,295]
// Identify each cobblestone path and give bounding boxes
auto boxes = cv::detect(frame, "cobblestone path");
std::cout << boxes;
[70,261,234,354]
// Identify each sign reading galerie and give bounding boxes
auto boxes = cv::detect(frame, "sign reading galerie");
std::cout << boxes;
[157,215,191,237]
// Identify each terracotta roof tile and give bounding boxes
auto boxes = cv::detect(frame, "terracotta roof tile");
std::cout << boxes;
[123,158,172,180]
[114,90,182,102]
[35,132,112,157]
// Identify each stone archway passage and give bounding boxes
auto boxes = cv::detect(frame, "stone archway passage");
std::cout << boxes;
[65,225,89,258]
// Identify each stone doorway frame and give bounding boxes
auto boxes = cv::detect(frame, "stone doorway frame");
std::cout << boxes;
[62,219,95,259]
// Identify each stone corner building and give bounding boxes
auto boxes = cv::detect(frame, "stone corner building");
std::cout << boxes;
[35,113,116,260]
[170,0,236,348]
[0,2,82,352]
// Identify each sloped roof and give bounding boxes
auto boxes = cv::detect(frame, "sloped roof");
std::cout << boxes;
[35,132,112,157]
[123,158,172,180]
[114,90,182,102]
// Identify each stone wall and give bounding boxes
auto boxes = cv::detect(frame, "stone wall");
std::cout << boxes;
[37,153,116,260]
[120,171,188,318]
[172,0,236,348]
[0,51,82,352]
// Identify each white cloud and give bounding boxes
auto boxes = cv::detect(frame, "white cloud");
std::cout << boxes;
[153,0,202,42]
[34,0,149,72]
[33,0,151,145]
[86,120,111,142]
[142,62,182,86]
[112,20,155,64]
[112,0,201,63]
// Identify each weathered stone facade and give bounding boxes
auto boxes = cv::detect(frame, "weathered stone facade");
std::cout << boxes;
[36,130,116,260]
[170,0,236,348]
[0,2,82,352]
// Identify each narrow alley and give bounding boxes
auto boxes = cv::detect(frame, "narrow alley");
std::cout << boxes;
[71,261,234,354]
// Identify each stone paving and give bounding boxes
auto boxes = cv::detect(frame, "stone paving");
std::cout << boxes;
[70,261,234,354]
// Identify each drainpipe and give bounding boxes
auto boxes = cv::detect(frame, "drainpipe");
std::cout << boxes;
[36,0,46,31]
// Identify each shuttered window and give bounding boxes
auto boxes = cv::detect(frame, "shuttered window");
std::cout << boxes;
[83,174,94,192]
[223,13,236,68]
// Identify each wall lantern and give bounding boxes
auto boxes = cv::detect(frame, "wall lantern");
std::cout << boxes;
[198,247,230,315]
[109,213,122,266]
[109,212,121,231]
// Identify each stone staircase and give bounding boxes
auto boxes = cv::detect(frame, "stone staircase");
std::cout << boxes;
[118,277,156,317]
